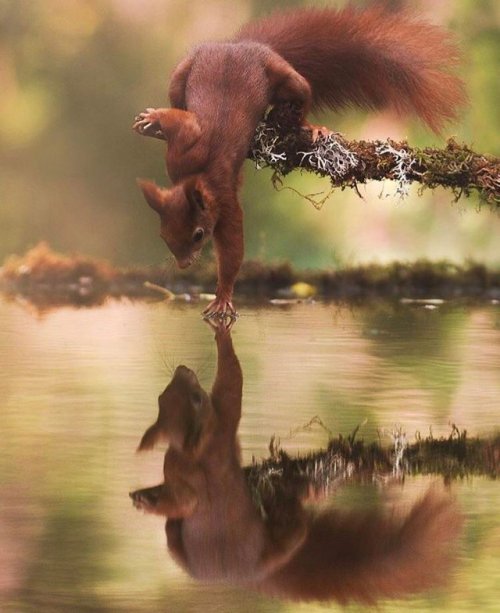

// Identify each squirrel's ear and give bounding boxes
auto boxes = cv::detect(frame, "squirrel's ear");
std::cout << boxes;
[137,422,162,451]
[137,179,166,214]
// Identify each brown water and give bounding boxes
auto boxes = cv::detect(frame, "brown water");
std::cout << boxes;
[1,299,499,612]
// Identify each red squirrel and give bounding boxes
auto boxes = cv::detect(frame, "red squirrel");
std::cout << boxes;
[130,320,461,604]
[134,7,466,317]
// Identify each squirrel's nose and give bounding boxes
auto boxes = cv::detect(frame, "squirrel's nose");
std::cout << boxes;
[176,257,192,269]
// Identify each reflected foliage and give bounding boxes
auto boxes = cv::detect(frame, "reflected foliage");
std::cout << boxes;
[249,425,499,488]
[361,303,466,413]
[19,495,116,612]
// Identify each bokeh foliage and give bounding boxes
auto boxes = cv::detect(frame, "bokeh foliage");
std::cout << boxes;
[0,0,499,268]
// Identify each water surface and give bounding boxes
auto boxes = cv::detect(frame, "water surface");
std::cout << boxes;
[1,300,499,611]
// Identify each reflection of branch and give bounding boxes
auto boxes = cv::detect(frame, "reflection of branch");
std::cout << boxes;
[249,105,500,207]
[246,427,499,501]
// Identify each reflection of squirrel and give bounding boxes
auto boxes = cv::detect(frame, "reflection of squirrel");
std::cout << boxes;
[130,322,461,604]
[131,322,308,582]
[134,6,465,317]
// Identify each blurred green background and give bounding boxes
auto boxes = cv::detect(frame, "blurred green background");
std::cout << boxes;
[0,0,499,269]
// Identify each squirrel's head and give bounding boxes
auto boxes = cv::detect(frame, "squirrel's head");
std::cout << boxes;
[137,365,213,454]
[137,178,215,269]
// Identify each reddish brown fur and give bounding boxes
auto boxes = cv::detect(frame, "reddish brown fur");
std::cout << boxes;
[130,323,462,603]
[260,490,462,604]
[130,324,308,582]
[236,6,466,130]
[134,6,466,316]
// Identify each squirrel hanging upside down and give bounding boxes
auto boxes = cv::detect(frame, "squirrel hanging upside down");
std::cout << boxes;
[134,6,466,317]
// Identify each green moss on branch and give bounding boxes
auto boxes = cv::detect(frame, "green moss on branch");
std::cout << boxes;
[249,105,500,207]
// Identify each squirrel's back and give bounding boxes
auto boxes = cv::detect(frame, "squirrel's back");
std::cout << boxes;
[235,6,466,132]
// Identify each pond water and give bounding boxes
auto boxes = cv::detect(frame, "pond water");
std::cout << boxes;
[1,299,499,612]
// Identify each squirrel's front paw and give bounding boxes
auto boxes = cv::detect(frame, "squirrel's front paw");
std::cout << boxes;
[129,486,161,512]
[204,314,235,334]
[202,296,238,321]
[132,108,165,139]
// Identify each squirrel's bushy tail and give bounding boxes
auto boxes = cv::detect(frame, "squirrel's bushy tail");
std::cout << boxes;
[235,6,466,132]
[260,490,462,604]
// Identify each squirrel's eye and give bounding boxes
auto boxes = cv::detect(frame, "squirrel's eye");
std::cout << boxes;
[193,228,204,243]
[191,391,202,408]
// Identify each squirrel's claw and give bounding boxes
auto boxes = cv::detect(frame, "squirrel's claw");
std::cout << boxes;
[202,297,238,321]
[132,108,165,140]
[302,121,334,143]
[204,315,235,334]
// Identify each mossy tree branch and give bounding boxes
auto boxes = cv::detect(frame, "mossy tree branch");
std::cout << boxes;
[248,105,500,207]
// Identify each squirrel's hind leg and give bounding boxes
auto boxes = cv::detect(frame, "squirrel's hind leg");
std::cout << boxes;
[265,54,312,119]
[259,504,308,576]
[265,54,334,142]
